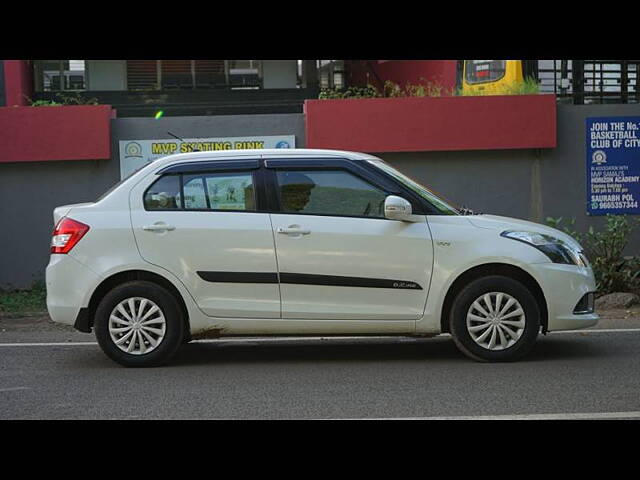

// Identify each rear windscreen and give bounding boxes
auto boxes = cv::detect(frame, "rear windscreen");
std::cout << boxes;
[465,60,506,84]
[95,164,148,202]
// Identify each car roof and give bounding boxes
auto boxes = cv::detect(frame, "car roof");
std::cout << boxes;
[152,148,380,164]
[112,149,384,197]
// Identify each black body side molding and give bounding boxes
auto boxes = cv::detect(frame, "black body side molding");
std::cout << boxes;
[197,272,279,283]
[196,271,422,289]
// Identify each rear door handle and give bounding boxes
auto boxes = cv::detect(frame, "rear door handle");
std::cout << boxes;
[143,223,176,232]
[277,226,311,236]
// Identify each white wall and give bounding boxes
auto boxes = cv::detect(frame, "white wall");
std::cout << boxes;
[86,60,127,91]
[262,60,298,89]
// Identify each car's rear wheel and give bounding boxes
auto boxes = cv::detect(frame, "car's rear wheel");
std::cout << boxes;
[449,275,540,362]
[94,281,184,367]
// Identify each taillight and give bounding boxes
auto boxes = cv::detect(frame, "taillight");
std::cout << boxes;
[51,217,90,254]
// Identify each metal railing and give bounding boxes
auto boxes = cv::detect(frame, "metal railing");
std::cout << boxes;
[538,60,640,104]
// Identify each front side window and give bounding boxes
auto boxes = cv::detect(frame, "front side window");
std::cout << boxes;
[144,172,255,211]
[465,60,506,84]
[276,170,387,218]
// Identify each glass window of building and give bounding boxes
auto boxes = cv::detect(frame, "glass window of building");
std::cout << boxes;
[228,60,262,88]
[35,60,86,91]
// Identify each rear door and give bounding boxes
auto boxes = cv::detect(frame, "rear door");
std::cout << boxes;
[129,159,281,318]
[265,158,433,322]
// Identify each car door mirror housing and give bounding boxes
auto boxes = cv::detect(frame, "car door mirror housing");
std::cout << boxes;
[384,195,413,221]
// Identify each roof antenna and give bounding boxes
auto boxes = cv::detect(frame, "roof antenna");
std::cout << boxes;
[167,131,200,152]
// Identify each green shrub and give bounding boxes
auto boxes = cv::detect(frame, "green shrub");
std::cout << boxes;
[502,77,540,95]
[319,84,380,99]
[57,92,99,105]
[28,99,62,106]
[382,80,403,98]
[26,93,99,107]
[546,215,640,294]
[385,79,452,98]
[318,80,453,100]
[320,76,539,100]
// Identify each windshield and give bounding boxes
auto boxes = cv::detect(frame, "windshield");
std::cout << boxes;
[367,160,460,215]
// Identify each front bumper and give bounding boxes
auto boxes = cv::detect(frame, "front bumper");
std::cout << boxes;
[528,262,599,331]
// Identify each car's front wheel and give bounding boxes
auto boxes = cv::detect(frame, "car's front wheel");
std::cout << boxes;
[449,275,540,362]
[94,281,184,367]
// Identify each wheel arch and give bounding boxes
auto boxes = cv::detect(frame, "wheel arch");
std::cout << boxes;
[81,270,191,341]
[439,263,548,334]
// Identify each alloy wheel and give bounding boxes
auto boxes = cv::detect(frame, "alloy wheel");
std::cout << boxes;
[465,292,526,351]
[108,297,167,355]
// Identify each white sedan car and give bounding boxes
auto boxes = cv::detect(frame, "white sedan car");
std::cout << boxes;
[46,149,598,367]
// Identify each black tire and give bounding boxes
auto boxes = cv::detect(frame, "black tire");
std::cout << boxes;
[449,275,540,362]
[94,281,184,367]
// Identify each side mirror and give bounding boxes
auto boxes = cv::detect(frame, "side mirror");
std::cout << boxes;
[384,195,413,221]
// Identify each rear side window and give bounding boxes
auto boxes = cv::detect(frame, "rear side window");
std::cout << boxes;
[144,172,255,211]
[144,175,181,210]
[184,172,255,211]
[275,169,387,218]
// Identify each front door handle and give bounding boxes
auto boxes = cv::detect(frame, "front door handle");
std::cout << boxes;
[143,223,176,232]
[277,226,311,236]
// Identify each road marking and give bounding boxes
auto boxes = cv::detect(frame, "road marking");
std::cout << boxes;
[0,387,30,393]
[0,328,640,347]
[361,411,640,420]
[551,328,640,334]
[0,342,98,347]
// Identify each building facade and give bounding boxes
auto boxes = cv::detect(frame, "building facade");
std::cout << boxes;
[1,59,639,289]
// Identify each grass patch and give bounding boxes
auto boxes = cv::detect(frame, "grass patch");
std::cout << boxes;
[0,282,47,315]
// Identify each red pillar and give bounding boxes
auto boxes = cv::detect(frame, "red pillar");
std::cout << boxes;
[4,60,34,106]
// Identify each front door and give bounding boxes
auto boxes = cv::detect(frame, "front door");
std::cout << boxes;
[267,162,433,321]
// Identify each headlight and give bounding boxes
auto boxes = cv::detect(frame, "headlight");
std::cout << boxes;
[500,230,588,267]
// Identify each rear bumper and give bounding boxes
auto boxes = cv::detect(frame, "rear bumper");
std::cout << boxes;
[528,262,599,332]
[46,254,101,328]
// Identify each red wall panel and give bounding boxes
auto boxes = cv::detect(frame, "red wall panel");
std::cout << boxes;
[305,94,557,153]
[0,105,112,163]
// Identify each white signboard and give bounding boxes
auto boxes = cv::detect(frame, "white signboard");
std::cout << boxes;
[119,135,296,179]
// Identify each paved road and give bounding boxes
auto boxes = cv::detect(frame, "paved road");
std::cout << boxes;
[2,328,640,419]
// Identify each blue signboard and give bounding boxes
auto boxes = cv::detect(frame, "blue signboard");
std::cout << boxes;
[586,116,640,215]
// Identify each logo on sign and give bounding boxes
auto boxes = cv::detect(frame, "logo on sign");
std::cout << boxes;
[275,141,291,149]
[124,142,143,158]
[592,150,607,165]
